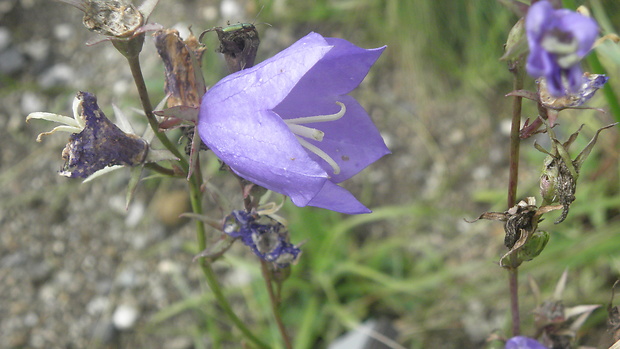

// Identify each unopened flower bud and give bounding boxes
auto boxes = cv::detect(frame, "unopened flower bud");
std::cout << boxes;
[204,23,260,73]
[517,230,550,262]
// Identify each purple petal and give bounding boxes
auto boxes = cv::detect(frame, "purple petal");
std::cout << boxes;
[558,12,598,57]
[199,106,329,207]
[526,48,553,81]
[505,336,548,349]
[307,181,371,214]
[209,32,333,111]
[290,36,386,96]
[275,95,389,183]
[198,32,387,213]
[526,1,554,40]
[565,64,584,93]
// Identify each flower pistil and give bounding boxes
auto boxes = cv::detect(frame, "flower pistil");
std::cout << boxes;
[284,101,346,175]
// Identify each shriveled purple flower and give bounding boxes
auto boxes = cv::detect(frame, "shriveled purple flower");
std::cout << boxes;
[538,72,608,110]
[526,0,598,97]
[27,92,175,179]
[505,336,548,349]
[198,32,388,214]
[223,210,301,268]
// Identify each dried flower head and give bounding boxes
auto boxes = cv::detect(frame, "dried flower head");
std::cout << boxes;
[223,210,301,268]
[467,197,561,268]
[27,92,175,179]
[55,0,161,57]
[202,23,261,73]
[530,271,600,348]
[536,121,617,223]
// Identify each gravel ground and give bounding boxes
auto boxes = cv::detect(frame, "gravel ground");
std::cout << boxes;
[0,0,523,348]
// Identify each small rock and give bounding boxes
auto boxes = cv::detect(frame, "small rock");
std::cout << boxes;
[0,49,24,74]
[87,296,110,316]
[21,39,51,62]
[220,0,244,21]
[92,320,117,344]
[164,337,194,349]
[0,27,11,51]
[112,304,139,330]
[21,91,45,114]
[53,23,74,41]
[38,63,75,88]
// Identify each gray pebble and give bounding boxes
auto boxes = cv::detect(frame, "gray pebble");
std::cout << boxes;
[0,49,24,74]
[38,63,75,88]
[112,304,139,330]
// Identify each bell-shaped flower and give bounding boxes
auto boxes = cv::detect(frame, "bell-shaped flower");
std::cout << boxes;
[198,32,389,214]
[525,0,598,97]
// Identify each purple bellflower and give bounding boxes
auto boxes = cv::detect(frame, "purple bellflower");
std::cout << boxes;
[198,32,389,214]
[526,0,598,97]
[505,336,548,349]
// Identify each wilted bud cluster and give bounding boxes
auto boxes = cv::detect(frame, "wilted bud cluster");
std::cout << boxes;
[201,23,260,73]
[536,122,617,223]
[27,92,175,179]
[223,211,302,268]
[468,198,556,267]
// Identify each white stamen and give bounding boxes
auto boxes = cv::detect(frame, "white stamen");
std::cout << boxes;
[287,124,324,141]
[72,96,86,128]
[541,36,578,55]
[295,136,341,175]
[285,101,346,125]
[284,101,346,175]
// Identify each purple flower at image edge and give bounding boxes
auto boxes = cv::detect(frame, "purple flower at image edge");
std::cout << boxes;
[505,336,548,349]
[198,32,389,214]
[525,0,598,97]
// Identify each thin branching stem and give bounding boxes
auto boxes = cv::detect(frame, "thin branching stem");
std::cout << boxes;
[126,53,268,349]
[507,61,525,336]
[125,55,187,168]
[261,261,293,349]
[188,160,269,349]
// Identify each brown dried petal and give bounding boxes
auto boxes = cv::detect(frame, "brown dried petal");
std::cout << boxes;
[154,29,206,108]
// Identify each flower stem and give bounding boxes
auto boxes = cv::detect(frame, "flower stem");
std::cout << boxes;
[507,61,525,336]
[125,54,268,349]
[260,261,293,349]
[188,166,269,349]
[125,55,187,168]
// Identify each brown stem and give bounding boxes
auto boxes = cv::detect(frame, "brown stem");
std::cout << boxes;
[261,261,293,349]
[507,61,525,336]
[125,55,187,167]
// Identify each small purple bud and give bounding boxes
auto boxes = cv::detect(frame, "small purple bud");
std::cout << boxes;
[505,336,548,349]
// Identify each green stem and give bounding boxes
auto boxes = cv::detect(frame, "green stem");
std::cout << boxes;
[260,261,293,349]
[125,55,188,168]
[144,163,177,176]
[125,54,267,348]
[189,174,269,349]
[507,61,524,337]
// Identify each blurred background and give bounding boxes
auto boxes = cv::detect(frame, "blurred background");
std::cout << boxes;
[1,0,620,348]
